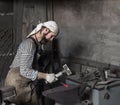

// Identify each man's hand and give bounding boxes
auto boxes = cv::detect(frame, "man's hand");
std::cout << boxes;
[45,73,57,83]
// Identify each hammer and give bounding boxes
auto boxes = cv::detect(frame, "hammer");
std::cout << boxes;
[45,64,72,84]
[55,64,72,78]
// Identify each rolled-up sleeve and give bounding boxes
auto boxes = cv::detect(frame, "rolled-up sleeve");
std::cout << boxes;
[19,39,38,81]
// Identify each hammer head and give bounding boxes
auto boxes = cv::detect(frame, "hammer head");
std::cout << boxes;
[62,64,72,76]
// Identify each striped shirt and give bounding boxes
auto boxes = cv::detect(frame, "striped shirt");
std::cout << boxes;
[10,38,39,81]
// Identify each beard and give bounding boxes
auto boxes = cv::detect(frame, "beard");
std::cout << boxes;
[40,33,49,44]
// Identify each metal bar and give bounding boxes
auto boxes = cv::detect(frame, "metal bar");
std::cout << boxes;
[60,57,120,70]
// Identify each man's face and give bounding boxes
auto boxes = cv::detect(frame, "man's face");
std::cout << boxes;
[40,28,56,44]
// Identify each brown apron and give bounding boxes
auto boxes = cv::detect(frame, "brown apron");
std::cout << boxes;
[5,68,40,105]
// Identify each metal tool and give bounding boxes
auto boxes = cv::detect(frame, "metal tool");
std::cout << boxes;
[45,64,72,83]
[55,64,72,78]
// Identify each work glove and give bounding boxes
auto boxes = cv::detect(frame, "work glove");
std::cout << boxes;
[45,73,58,83]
